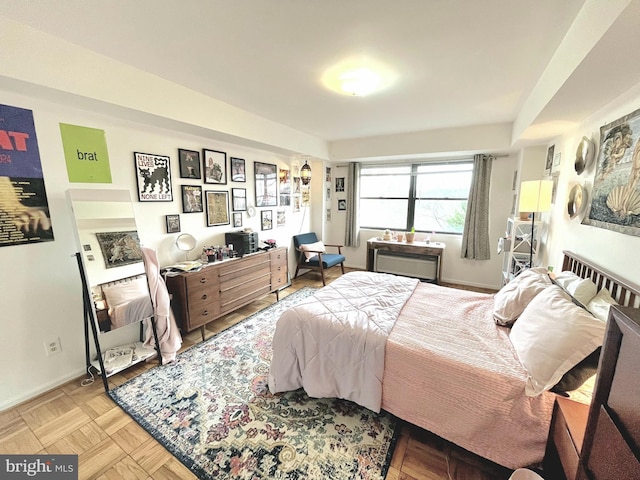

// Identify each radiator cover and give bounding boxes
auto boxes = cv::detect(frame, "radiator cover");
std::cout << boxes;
[375,250,437,281]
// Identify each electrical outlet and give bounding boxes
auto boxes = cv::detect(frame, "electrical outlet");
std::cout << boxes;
[44,338,62,356]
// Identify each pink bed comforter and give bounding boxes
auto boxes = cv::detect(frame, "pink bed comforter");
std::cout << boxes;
[382,282,556,469]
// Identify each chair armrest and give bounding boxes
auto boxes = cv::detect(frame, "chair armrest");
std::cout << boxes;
[324,244,343,254]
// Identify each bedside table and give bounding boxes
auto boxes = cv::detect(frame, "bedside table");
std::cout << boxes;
[544,396,590,480]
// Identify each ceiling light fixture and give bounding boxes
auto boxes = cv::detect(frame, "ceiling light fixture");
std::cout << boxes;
[322,57,396,97]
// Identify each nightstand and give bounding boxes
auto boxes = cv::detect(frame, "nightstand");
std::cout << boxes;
[544,396,590,480]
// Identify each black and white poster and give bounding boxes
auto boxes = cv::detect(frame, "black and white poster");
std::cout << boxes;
[134,152,173,202]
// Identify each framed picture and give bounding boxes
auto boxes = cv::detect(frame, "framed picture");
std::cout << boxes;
[231,188,247,211]
[277,209,286,227]
[545,145,555,176]
[205,190,230,227]
[165,214,181,233]
[336,177,345,192]
[261,209,273,230]
[181,185,203,213]
[230,157,246,182]
[338,199,347,211]
[254,161,277,207]
[233,212,243,228]
[178,148,201,179]
[134,152,172,202]
[95,231,143,269]
[203,149,227,184]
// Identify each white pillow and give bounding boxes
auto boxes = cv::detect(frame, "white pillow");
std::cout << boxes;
[554,271,598,305]
[299,241,326,261]
[510,286,606,396]
[102,277,149,309]
[493,267,551,326]
[586,288,618,322]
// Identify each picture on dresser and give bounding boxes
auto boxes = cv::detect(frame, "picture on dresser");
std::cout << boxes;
[205,190,230,227]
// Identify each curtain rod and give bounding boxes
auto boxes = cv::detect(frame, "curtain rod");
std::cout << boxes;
[332,153,510,167]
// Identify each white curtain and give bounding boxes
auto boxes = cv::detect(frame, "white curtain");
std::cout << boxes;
[461,154,493,260]
[345,162,360,247]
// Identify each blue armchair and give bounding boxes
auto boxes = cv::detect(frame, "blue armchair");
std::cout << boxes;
[293,233,345,286]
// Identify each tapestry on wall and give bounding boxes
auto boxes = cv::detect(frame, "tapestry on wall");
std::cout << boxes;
[0,103,55,247]
[582,108,640,236]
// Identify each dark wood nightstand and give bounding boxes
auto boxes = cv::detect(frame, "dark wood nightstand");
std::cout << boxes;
[544,396,590,480]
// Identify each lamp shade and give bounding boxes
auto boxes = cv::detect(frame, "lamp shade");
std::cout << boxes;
[519,180,553,213]
[300,160,312,185]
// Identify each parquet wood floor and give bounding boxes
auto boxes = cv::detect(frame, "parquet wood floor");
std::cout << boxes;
[1,267,514,480]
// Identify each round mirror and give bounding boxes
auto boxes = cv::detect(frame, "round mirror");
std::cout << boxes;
[567,184,586,219]
[176,233,196,252]
[575,136,594,175]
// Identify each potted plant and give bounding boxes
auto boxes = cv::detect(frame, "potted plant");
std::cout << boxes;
[406,227,416,243]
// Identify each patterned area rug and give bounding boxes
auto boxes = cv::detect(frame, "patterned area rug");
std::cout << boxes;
[110,287,398,479]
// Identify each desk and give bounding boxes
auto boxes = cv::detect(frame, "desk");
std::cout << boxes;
[366,237,445,284]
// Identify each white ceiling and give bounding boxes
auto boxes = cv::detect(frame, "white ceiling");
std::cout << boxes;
[2,0,640,151]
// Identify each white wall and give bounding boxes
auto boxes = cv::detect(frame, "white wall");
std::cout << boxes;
[0,89,311,410]
[543,83,640,283]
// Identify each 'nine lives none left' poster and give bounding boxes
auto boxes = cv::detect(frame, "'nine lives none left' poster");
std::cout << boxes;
[0,104,54,247]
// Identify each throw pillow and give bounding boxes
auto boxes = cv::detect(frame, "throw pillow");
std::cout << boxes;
[586,287,618,322]
[299,241,326,261]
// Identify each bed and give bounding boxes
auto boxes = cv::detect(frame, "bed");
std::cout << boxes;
[268,250,639,469]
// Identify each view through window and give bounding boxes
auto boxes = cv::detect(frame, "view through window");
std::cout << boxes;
[359,161,473,234]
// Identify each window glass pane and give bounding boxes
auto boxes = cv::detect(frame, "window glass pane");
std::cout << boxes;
[414,199,468,233]
[359,199,408,229]
[416,167,472,199]
[360,174,411,197]
[362,166,411,175]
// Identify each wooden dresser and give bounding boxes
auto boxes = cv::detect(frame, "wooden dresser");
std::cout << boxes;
[165,247,288,335]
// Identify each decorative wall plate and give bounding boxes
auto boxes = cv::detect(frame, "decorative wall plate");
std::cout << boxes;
[575,136,594,175]
[567,184,587,219]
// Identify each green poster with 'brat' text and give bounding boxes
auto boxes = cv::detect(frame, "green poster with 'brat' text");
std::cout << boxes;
[60,123,112,183]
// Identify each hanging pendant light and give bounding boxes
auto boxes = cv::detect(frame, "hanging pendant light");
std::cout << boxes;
[300,160,312,185]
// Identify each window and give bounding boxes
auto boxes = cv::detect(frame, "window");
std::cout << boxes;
[359,161,473,234]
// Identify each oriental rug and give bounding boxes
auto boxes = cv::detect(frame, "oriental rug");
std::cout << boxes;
[110,287,398,479]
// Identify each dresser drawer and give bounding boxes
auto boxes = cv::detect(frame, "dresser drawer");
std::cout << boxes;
[271,271,288,290]
[270,248,287,266]
[185,268,219,291]
[553,404,580,480]
[220,272,271,312]
[186,300,221,329]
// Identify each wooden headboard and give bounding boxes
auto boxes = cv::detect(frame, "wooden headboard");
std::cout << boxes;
[562,250,640,309]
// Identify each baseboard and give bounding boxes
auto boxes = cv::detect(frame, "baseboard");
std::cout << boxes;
[0,367,88,412]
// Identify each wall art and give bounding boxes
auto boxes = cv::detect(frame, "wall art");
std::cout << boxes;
[203,149,227,184]
[0,103,55,247]
[95,230,142,269]
[178,148,201,179]
[181,185,203,213]
[165,214,181,233]
[230,157,246,182]
[205,190,230,226]
[582,108,640,236]
[261,209,273,230]
[231,188,247,211]
[254,162,277,207]
[232,212,242,228]
[134,152,172,202]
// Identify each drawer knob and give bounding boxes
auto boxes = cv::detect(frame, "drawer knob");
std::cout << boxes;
[201,294,207,300]
[200,278,207,284]
[202,310,209,316]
